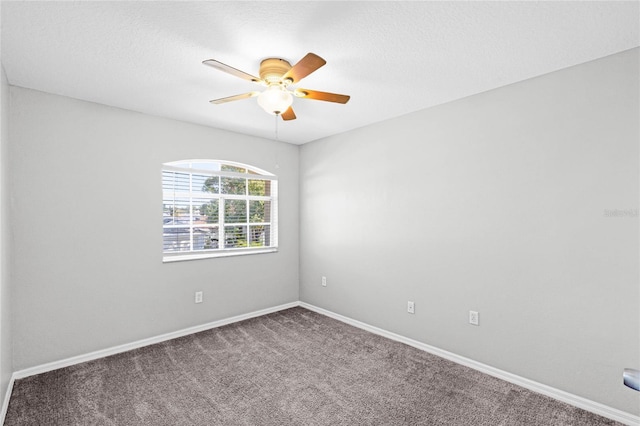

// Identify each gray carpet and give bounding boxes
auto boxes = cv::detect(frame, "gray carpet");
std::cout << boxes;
[5,307,621,425]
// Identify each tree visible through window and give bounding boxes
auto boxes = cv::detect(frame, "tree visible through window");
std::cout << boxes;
[162,160,277,260]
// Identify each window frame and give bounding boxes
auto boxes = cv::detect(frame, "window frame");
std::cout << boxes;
[162,159,278,263]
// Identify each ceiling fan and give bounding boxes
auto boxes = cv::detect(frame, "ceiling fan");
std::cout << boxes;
[203,53,350,121]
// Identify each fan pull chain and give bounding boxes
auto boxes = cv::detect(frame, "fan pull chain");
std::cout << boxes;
[274,114,281,169]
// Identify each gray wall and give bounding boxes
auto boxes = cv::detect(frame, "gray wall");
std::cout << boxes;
[299,48,639,415]
[9,87,299,370]
[0,64,13,408]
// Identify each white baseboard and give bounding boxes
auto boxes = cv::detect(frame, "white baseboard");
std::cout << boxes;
[0,375,14,426]
[0,301,298,424]
[1,301,637,426]
[300,302,640,426]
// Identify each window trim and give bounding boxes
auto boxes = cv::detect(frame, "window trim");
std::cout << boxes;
[162,159,278,262]
[162,247,278,263]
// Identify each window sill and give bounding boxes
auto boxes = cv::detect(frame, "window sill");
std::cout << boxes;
[163,247,278,263]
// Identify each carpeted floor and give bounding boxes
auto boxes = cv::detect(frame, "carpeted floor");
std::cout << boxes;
[5,307,621,425]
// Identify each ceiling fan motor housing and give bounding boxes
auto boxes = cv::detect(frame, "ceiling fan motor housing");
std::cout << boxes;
[259,58,292,85]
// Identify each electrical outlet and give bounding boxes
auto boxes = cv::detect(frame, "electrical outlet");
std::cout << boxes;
[321,276,327,287]
[469,310,479,325]
[407,301,415,314]
[195,291,203,304]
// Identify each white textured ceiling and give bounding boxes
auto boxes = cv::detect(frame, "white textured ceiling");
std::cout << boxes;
[1,1,638,145]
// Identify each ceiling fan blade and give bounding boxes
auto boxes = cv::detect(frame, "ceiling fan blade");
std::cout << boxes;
[282,53,326,83]
[203,59,261,83]
[209,92,259,104]
[295,89,350,104]
[281,106,296,121]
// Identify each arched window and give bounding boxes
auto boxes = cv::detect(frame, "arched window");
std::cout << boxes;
[162,160,278,261]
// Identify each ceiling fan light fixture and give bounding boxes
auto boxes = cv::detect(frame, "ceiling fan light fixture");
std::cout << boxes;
[205,52,349,121]
[257,85,293,115]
